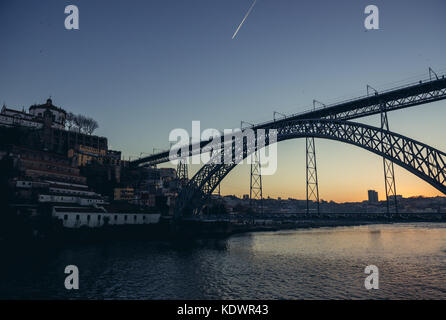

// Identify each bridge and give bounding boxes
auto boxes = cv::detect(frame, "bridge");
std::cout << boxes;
[131,69,446,218]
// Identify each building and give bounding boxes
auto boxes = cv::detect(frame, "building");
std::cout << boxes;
[52,207,160,228]
[36,180,106,207]
[159,168,176,181]
[368,190,379,203]
[1,99,108,155]
[68,145,123,167]
[103,150,123,166]
[9,146,87,185]
[9,146,109,207]
[68,144,107,166]
[29,99,66,129]
[1,99,65,130]
[6,147,162,229]
[42,125,107,155]
[136,191,156,207]
[0,107,42,129]
[114,187,135,201]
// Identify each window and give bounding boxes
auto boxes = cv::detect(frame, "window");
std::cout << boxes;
[64,214,68,220]
[76,215,80,220]
[114,215,117,221]
[98,215,101,221]
[124,215,127,221]
[134,215,137,221]
[87,215,91,221]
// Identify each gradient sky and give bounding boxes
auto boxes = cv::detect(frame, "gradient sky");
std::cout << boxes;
[1,0,446,202]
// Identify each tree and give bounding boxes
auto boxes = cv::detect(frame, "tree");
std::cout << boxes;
[73,114,85,133]
[80,115,90,133]
[70,114,99,134]
[84,117,99,135]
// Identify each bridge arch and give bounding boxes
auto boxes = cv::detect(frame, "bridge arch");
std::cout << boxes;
[175,119,446,217]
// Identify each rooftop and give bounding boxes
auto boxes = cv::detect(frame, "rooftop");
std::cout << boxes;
[29,98,66,115]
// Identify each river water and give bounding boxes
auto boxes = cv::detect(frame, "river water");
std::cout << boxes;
[1,223,446,299]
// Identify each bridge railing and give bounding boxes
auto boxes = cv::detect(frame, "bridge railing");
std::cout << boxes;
[253,73,446,128]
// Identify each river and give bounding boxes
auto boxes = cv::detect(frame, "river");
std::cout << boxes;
[1,222,446,299]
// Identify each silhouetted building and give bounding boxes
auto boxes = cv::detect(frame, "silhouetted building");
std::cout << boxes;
[0,99,107,155]
[368,190,379,203]
[1,98,65,129]
[114,187,134,201]
[29,98,66,129]
[9,145,86,185]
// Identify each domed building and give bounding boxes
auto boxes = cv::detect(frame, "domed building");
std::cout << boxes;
[28,98,66,129]
[0,98,108,154]
[1,98,66,130]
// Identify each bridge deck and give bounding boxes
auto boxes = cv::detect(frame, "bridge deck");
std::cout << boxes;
[132,75,446,167]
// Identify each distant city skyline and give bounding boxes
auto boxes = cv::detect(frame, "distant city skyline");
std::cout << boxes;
[1,0,446,202]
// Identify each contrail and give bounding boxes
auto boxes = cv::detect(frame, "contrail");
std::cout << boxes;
[232,0,258,39]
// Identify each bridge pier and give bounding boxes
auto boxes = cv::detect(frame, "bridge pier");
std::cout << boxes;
[306,137,320,215]
[176,159,189,188]
[306,99,324,215]
[380,105,398,214]
[250,150,263,213]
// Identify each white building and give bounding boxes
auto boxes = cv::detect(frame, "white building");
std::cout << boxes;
[38,194,105,206]
[1,98,66,130]
[15,178,161,229]
[52,207,161,228]
[15,179,107,206]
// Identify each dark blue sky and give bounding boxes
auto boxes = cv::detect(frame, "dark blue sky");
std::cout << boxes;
[1,0,446,200]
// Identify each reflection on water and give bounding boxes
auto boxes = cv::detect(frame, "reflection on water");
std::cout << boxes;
[1,223,446,299]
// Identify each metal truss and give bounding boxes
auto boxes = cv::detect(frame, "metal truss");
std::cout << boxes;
[176,159,189,188]
[175,119,446,218]
[305,101,324,214]
[211,182,221,196]
[133,77,446,167]
[250,151,263,213]
[306,137,320,214]
[323,81,446,121]
[381,106,398,213]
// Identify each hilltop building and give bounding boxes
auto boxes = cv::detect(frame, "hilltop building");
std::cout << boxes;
[0,99,107,154]
[1,98,66,130]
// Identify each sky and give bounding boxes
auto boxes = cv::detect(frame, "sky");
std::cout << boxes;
[1,0,446,202]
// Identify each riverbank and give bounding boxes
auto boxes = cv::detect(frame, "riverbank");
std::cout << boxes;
[226,216,446,235]
[2,214,446,248]
[227,219,396,235]
[172,215,446,239]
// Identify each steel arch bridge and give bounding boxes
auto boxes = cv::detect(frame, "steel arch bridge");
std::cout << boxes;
[131,75,446,167]
[174,119,446,218]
